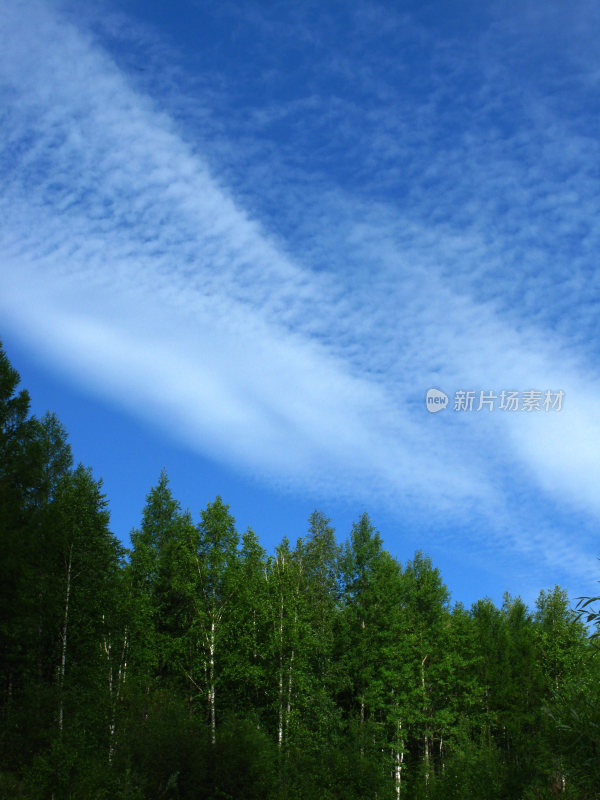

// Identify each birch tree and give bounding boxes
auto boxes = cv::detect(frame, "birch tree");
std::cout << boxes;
[196,496,239,744]
[400,551,451,794]
[50,466,122,740]
[224,528,270,717]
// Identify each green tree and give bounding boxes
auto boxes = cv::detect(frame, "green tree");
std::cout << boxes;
[128,470,183,686]
[0,345,45,743]
[399,551,451,796]
[265,536,302,754]
[223,528,270,718]
[296,512,341,753]
[533,587,590,797]
[196,496,239,743]
[338,514,406,796]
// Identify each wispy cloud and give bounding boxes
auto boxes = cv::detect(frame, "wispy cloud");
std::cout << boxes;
[1,0,600,597]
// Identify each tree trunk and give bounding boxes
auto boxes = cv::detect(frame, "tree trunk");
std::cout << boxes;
[278,593,284,749]
[104,624,128,763]
[58,543,73,733]
[421,654,429,791]
[394,718,404,800]
[103,624,114,761]
[188,644,194,717]
[285,601,297,743]
[286,647,294,741]
[209,616,216,745]
[360,617,366,757]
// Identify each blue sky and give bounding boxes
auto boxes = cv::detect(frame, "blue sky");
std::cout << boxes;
[2,0,600,609]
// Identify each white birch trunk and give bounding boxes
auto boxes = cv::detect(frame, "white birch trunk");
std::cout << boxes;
[278,667,284,748]
[360,617,366,757]
[58,543,73,733]
[285,598,297,742]
[394,718,404,800]
[103,624,114,761]
[421,655,429,791]
[278,589,284,749]
[209,616,216,745]
[286,648,294,740]
[104,624,128,763]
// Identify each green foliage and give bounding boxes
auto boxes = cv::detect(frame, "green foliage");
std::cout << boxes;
[426,724,506,800]
[123,701,277,800]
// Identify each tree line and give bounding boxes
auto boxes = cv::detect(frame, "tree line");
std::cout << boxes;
[1,342,599,799]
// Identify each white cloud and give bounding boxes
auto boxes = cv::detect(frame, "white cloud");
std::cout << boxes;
[1,0,600,596]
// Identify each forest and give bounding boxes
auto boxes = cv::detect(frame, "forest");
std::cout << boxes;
[1,341,599,800]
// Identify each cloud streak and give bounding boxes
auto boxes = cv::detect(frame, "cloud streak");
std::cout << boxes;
[1,0,600,596]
